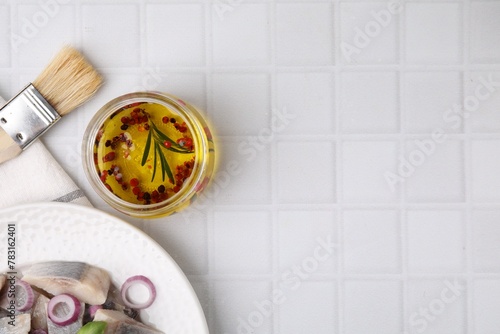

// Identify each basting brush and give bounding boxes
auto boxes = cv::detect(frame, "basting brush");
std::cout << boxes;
[0,46,102,164]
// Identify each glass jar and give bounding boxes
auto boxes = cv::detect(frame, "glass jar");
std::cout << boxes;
[82,92,215,218]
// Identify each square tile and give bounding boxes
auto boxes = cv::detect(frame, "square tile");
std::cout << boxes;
[214,139,271,204]
[342,141,399,202]
[0,6,10,67]
[82,4,140,67]
[15,5,75,67]
[156,72,206,111]
[146,4,204,67]
[214,211,272,274]
[405,3,462,64]
[145,211,208,275]
[473,280,500,334]
[211,73,270,136]
[407,210,465,273]
[276,72,334,135]
[279,282,336,334]
[471,140,500,202]
[0,74,13,98]
[278,210,336,274]
[77,72,142,136]
[467,72,500,132]
[340,72,399,133]
[405,140,464,202]
[344,280,402,334]
[472,210,500,273]
[404,72,462,133]
[340,3,398,64]
[343,210,400,274]
[276,3,334,65]
[212,4,270,66]
[213,281,272,334]
[470,3,500,63]
[407,279,466,334]
[190,281,210,326]
[277,142,335,203]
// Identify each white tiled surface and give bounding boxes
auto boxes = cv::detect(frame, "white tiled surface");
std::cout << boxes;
[1,1,500,333]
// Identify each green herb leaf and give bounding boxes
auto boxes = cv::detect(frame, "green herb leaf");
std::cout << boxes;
[151,141,158,182]
[155,142,174,184]
[141,127,153,166]
[156,142,166,182]
[165,146,193,154]
[151,122,188,151]
[77,321,107,334]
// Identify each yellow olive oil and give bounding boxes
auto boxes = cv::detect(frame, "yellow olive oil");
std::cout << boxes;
[93,102,196,204]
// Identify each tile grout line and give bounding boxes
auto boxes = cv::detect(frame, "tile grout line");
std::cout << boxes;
[462,0,474,332]
[269,0,281,333]
[9,0,17,92]
[398,2,409,333]
[203,2,217,333]
[333,1,344,332]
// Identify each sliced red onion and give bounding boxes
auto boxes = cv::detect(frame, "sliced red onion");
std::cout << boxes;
[121,275,156,309]
[47,294,81,326]
[89,304,103,318]
[31,330,48,334]
[15,280,35,312]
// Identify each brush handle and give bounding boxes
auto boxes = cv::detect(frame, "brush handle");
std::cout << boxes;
[0,95,23,164]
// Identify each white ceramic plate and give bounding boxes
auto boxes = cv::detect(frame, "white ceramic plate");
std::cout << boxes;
[0,202,208,333]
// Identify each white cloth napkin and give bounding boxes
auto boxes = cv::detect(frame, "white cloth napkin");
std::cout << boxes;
[0,96,91,209]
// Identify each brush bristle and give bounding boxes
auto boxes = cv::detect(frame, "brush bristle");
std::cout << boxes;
[33,46,103,116]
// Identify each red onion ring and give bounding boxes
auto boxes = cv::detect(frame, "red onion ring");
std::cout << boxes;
[47,294,81,326]
[89,304,103,318]
[15,280,35,312]
[121,275,156,309]
[31,330,48,334]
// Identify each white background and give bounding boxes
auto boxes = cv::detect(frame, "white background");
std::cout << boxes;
[1,0,500,333]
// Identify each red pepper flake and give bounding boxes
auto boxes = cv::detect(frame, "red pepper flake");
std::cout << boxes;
[173,185,181,193]
[163,141,171,148]
[162,116,169,124]
[121,117,129,124]
[132,187,141,195]
[130,178,139,187]
[103,152,116,162]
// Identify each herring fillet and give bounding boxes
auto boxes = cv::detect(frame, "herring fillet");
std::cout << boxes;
[0,275,5,292]
[31,294,49,331]
[0,313,30,334]
[94,309,164,334]
[22,261,110,305]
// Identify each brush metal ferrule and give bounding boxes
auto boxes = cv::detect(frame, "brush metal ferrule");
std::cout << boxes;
[0,84,60,150]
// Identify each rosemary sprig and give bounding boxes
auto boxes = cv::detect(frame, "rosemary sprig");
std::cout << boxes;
[141,120,192,183]
[151,122,189,151]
